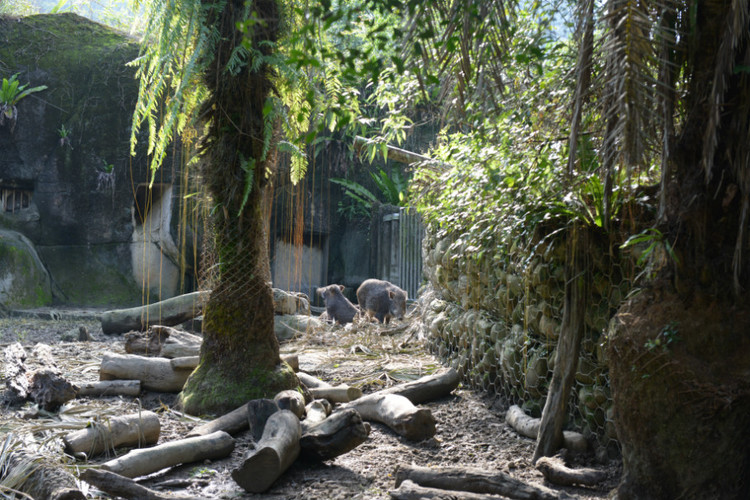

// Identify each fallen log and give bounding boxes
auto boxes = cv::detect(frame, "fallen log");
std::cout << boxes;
[76,380,141,397]
[4,450,85,500]
[101,291,209,335]
[281,353,299,372]
[301,399,332,432]
[170,356,199,370]
[79,468,197,500]
[345,393,435,441]
[309,385,363,403]
[390,479,507,500]
[101,430,235,479]
[535,455,607,487]
[298,371,362,402]
[124,326,203,358]
[99,353,194,392]
[4,343,77,410]
[378,368,460,404]
[231,410,301,493]
[300,407,370,461]
[186,398,279,439]
[505,405,587,453]
[4,342,30,401]
[297,371,328,389]
[274,389,306,419]
[394,464,560,500]
[29,368,78,411]
[63,411,160,457]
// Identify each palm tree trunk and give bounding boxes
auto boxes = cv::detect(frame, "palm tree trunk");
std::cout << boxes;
[179,0,297,416]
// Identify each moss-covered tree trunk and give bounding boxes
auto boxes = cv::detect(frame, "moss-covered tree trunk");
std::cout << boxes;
[608,1,750,497]
[179,0,297,416]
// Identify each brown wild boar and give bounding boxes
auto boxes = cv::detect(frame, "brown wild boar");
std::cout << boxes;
[317,284,359,325]
[356,279,407,324]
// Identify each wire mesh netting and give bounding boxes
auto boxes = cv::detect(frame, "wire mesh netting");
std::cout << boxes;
[419,225,632,455]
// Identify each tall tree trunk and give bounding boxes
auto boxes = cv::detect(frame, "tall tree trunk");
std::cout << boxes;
[609,1,750,497]
[179,0,298,416]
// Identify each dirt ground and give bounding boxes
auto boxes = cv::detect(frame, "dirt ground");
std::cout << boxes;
[0,310,621,499]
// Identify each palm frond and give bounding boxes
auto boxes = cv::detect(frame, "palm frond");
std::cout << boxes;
[701,0,750,183]
[401,0,510,125]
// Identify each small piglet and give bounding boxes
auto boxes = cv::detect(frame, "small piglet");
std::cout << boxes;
[356,279,407,324]
[317,284,359,325]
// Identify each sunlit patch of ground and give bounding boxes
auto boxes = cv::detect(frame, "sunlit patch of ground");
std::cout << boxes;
[0,309,620,499]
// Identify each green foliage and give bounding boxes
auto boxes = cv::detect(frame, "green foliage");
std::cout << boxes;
[0,0,36,16]
[332,167,409,219]
[0,73,47,130]
[644,321,679,352]
[330,177,379,219]
[128,0,212,181]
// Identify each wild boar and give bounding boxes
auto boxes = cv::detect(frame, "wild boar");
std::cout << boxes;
[317,284,358,325]
[356,279,407,324]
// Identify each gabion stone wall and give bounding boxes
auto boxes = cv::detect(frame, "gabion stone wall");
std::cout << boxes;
[420,225,631,454]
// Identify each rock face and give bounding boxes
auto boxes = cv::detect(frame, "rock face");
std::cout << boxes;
[0,230,53,307]
[0,14,191,307]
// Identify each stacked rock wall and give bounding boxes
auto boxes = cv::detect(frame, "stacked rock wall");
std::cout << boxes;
[420,224,632,451]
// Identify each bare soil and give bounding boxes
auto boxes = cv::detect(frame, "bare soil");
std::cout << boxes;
[0,310,621,499]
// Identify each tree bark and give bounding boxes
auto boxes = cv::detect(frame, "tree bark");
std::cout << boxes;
[79,468,198,500]
[76,380,141,397]
[100,353,194,392]
[101,291,209,335]
[231,409,301,493]
[300,407,370,461]
[534,227,587,463]
[394,464,561,500]
[345,393,435,441]
[101,430,235,478]
[63,411,161,457]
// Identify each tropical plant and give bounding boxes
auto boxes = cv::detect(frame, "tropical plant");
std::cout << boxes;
[332,167,409,219]
[0,73,47,132]
[57,124,72,148]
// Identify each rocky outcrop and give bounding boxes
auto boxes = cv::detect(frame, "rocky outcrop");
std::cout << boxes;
[0,14,190,307]
[0,230,53,307]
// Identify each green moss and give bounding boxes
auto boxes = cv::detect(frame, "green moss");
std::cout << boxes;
[178,360,298,417]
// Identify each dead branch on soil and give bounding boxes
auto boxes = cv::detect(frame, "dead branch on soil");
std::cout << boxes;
[80,468,198,500]
[75,380,141,397]
[345,393,435,441]
[101,430,234,478]
[231,410,300,493]
[394,464,561,500]
[100,291,209,335]
[4,343,77,410]
[300,407,370,461]
[505,405,587,454]
[63,411,160,457]
[99,353,194,392]
[390,479,510,499]
[535,455,607,487]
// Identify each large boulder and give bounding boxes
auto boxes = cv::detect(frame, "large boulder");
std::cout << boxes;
[0,230,53,308]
